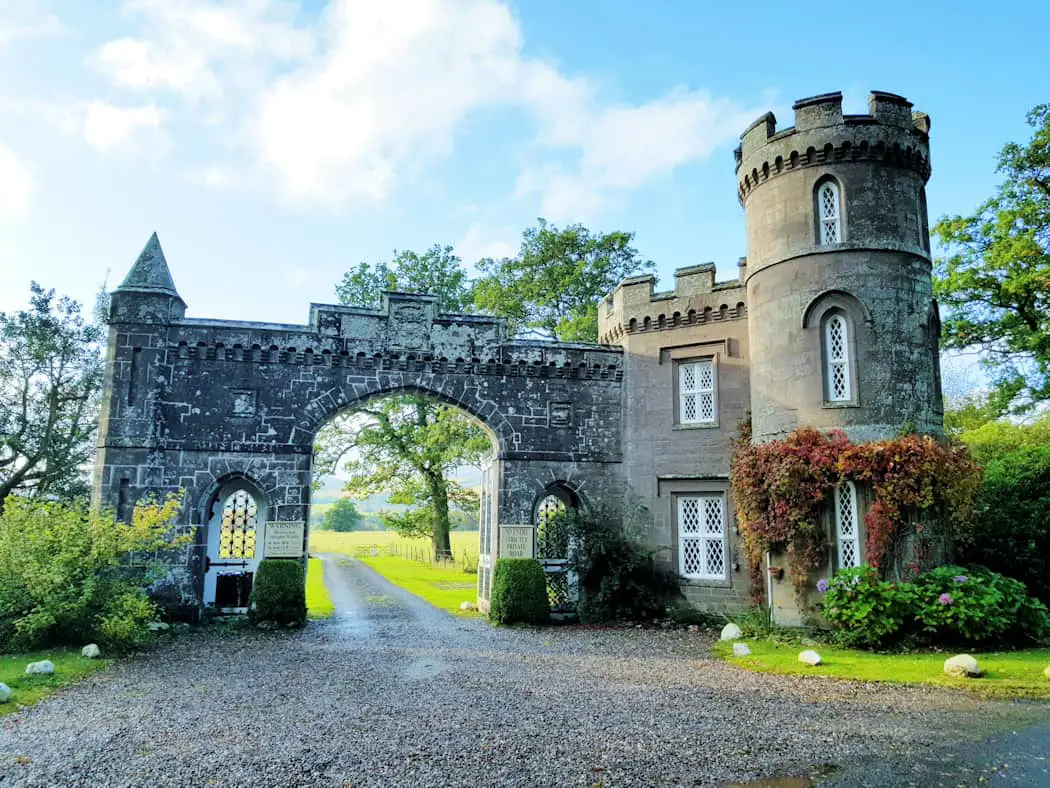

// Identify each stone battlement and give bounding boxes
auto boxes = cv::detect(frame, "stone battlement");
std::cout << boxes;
[599,262,748,344]
[735,91,931,203]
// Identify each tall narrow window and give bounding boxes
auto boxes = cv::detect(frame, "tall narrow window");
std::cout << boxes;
[834,482,861,569]
[677,494,726,580]
[679,360,716,424]
[825,314,851,401]
[817,180,841,244]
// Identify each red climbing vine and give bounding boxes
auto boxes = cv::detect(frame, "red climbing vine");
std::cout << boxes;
[730,418,980,605]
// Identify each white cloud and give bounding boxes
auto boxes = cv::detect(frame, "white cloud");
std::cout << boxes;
[0,2,62,48]
[455,223,517,266]
[93,0,312,101]
[89,0,757,214]
[517,90,758,221]
[81,101,165,153]
[0,142,34,218]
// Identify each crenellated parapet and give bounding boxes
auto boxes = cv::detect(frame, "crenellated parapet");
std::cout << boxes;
[735,91,931,203]
[599,262,748,344]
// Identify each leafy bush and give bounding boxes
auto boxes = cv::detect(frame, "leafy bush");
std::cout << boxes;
[489,559,549,625]
[248,559,307,628]
[958,444,1050,604]
[566,499,683,623]
[912,566,1050,646]
[821,564,1050,649]
[0,495,185,652]
[821,566,914,648]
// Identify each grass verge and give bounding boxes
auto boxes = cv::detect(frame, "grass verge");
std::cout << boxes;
[357,555,480,617]
[305,557,335,619]
[714,639,1050,699]
[0,649,111,715]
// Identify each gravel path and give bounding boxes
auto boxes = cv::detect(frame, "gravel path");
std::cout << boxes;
[0,556,1045,787]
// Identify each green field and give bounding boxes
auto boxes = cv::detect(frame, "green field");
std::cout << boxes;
[1,650,111,715]
[715,639,1050,699]
[309,530,479,560]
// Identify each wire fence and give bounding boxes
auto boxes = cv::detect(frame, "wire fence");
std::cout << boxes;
[349,541,479,574]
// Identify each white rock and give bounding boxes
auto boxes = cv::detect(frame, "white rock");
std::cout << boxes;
[798,650,822,666]
[732,643,752,657]
[0,682,11,702]
[81,643,101,659]
[1044,665,1050,680]
[458,601,478,612]
[25,660,55,675]
[944,654,980,678]
[147,621,170,632]
[720,623,743,641]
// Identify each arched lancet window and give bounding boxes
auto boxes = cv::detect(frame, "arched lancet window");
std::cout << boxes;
[816,179,842,245]
[218,489,259,560]
[535,494,569,560]
[834,482,861,569]
[824,312,852,402]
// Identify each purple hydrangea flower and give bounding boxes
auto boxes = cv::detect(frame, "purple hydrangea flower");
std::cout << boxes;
[953,575,968,583]
[817,579,829,593]
[938,593,953,605]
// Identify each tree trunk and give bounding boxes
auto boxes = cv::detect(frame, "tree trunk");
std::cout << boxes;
[425,470,453,560]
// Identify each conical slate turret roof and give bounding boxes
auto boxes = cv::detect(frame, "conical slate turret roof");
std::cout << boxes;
[115,232,183,300]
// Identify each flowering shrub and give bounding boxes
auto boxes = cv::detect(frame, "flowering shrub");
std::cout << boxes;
[820,566,914,648]
[820,564,1050,648]
[730,418,980,605]
[912,566,1050,645]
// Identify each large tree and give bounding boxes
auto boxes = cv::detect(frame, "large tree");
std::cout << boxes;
[318,246,489,558]
[934,104,1050,413]
[319,496,364,532]
[0,283,104,508]
[473,219,654,341]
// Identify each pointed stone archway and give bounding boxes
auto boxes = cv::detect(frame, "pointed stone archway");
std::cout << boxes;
[92,234,625,617]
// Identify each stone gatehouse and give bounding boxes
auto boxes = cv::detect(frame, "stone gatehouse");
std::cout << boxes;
[93,89,942,624]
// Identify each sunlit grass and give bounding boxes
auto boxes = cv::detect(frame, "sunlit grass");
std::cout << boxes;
[355,555,481,617]
[309,529,478,557]
[305,557,335,619]
[714,639,1050,699]
[0,649,111,715]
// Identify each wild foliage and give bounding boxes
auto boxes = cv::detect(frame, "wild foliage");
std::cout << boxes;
[934,104,1050,413]
[730,419,980,604]
[821,565,1050,649]
[565,499,683,623]
[0,495,186,651]
[0,283,104,507]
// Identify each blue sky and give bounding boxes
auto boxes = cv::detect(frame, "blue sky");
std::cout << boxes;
[0,0,1047,331]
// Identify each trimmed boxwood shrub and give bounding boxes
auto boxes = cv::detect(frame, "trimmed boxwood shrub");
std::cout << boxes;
[489,558,550,625]
[248,559,307,628]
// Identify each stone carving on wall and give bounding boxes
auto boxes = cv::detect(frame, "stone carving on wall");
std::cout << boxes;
[388,302,431,351]
[549,402,572,427]
[231,390,256,417]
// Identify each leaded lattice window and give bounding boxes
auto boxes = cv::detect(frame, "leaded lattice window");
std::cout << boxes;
[218,489,258,559]
[825,314,851,402]
[535,495,569,560]
[677,495,726,580]
[835,482,861,569]
[679,360,716,424]
[818,181,841,245]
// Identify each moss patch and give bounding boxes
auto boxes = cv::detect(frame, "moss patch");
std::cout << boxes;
[0,649,110,715]
[714,639,1050,699]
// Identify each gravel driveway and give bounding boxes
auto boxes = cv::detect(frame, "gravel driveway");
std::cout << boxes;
[0,556,1045,787]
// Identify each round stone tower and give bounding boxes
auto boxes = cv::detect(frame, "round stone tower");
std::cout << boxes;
[736,90,943,444]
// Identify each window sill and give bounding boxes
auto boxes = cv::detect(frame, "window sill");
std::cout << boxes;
[673,422,720,430]
[821,401,860,409]
[682,576,732,589]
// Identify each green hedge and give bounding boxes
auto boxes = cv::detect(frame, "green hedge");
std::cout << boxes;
[248,559,307,628]
[489,559,550,625]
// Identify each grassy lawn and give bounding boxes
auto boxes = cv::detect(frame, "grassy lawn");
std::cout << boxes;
[714,639,1050,699]
[305,557,335,619]
[0,649,111,715]
[310,529,478,558]
[356,554,480,617]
